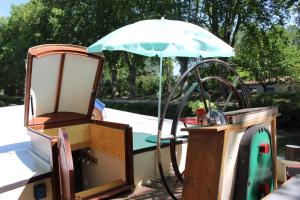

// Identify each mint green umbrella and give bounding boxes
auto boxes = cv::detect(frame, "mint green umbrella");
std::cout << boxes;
[88,18,234,123]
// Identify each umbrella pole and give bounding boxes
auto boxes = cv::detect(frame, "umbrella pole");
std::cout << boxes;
[155,53,163,182]
[158,54,163,128]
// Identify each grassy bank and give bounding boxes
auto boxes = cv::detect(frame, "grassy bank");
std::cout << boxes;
[1,92,300,128]
[0,95,23,107]
[102,99,193,119]
[104,92,300,128]
[250,92,300,127]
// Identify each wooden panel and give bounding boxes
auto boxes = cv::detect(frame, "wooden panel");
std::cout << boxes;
[87,59,104,119]
[124,127,134,186]
[182,116,274,134]
[182,130,224,200]
[54,54,65,113]
[51,138,60,200]
[58,128,75,200]
[90,124,125,160]
[75,179,125,199]
[30,55,61,116]
[218,131,229,200]
[219,130,244,199]
[24,53,33,127]
[41,124,90,150]
[82,150,126,188]
[24,44,105,127]
[58,54,98,114]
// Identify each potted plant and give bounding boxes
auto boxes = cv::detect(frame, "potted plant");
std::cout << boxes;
[188,100,216,126]
[188,100,217,116]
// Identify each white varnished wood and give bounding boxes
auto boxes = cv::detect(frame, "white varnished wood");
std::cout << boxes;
[58,54,98,114]
[0,177,53,200]
[27,129,52,164]
[31,55,61,116]
[0,149,51,191]
[220,130,244,199]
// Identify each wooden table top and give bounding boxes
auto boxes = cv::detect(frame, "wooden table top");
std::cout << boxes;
[262,175,300,200]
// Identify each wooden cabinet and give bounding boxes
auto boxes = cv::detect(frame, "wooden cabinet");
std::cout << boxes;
[181,107,278,200]
[24,45,134,199]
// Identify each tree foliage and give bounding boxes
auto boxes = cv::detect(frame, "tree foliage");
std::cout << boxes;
[0,0,299,99]
[233,24,300,91]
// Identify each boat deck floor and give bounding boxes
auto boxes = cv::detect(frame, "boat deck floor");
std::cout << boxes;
[114,177,182,200]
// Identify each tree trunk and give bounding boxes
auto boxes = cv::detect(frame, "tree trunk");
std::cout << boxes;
[218,57,229,96]
[211,1,219,37]
[124,53,136,98]
[128,63,136,98]
[111,63,118,98]
[261,83,268,92]
[165,63,173,95]
[178,57,189,93]
[4,84,16,96]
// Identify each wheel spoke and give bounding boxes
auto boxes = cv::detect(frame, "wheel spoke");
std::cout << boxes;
[195,67,209,112]
[223,76,240,111]
[156,59,250,200]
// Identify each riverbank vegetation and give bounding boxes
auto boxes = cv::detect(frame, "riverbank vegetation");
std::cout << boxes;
[0,0,300,128]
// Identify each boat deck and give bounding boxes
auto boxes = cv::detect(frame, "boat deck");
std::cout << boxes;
[114,177,182,200]
[0,148,51,193]
[262,175,300,200]
[0,105,185,197]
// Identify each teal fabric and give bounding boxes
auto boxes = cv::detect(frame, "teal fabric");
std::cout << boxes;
[88,19,234,58]
[132,132,170,152]
[88,19,234,123]
[145,135,170,144]
[133,132,156,151]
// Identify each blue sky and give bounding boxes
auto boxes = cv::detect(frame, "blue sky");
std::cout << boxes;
[0,0,29,17]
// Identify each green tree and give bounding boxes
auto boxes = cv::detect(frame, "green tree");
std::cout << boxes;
[233,25,299,91]
[0,0,50,96]
[172,0,294,83]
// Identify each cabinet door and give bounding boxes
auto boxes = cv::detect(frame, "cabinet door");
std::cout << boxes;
[58,128,75,199]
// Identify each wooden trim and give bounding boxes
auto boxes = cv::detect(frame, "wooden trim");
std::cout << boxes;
[181,116,275,134]
[54,54,65,112]
[217,130,228,200]
[88,119,130,131]
[28,44,104,60]
[75,179,125,199]
[271,118,278,188]
[28,112,88,126]
[58,128,75,199]
[87,58,104,119]
[90,184,132,199]
[34,51,102,59]
[125,127,134,186]
[51,138,61,200]
[29,118,89,130]
[24,53,34,127]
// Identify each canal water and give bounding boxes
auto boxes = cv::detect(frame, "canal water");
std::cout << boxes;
[277,127,300,156]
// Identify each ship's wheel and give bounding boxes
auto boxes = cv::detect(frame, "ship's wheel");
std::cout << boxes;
[156,59,250,199]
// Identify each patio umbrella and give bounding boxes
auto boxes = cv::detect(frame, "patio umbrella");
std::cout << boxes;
[87,18,234,124]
